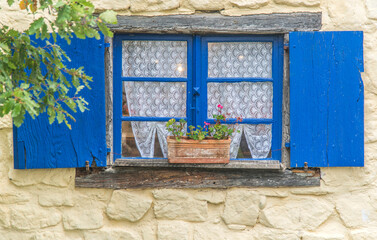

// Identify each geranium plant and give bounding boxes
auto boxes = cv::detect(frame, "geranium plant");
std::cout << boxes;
[166,104,242,141]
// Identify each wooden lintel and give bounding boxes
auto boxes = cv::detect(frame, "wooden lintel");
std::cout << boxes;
[109,12,322,34]
[75,167,320,189]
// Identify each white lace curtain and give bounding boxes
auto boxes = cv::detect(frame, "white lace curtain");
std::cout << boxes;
[124,82,186,158]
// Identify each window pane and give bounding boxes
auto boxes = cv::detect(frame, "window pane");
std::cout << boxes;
[229,124,272,159]
[207,82,273,119]
[122,41,187,78]
[123,82,187,117]
[208,42,272,78]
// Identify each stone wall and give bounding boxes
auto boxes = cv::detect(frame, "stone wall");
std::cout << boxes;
[1,0,377,239]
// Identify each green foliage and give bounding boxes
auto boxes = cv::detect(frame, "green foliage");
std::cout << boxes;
[187,125,208,140]
[208,105,242,140]
[166,119,186,141]
[166,105,242,141]
[0,0,117,128]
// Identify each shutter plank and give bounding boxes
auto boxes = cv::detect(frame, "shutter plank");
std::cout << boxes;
[290,31,364,167]
[13,36,107,169]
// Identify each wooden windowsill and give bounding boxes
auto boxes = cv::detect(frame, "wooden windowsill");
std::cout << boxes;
[114,158,281,170]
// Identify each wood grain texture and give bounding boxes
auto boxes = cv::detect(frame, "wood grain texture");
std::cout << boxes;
[109,13,322,34]
[13,36,107,169]
[114,159,281,169]
[75,167,320,189]
[281,34,290,167]
[289,31,364,167]
[105,37,113,165]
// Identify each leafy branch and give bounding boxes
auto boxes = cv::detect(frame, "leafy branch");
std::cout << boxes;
[0,0,117,128]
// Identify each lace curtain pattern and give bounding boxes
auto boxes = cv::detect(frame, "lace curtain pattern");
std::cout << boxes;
[124,82,186,158]
[122,40,187,78]
[208,42,272,78]
[229,124,272,159]
[207,82,273,119]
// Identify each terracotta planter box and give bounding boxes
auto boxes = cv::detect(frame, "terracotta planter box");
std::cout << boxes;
[167,136,231,164]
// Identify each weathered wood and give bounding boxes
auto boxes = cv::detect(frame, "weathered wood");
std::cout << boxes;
[75,167,320,189]
[105,37,113,165]
[281,34,290,168]
[167,137,230,164]
[109,12,322,34]
[114,159,281,169]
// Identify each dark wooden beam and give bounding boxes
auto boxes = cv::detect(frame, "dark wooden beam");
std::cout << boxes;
[75,167,320,189]
[114,159,281,170]
[109,12,322,34]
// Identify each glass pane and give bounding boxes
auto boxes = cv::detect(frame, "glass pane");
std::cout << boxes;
[122,41,187,78]
[228,124,272,159]
[207,82,273,119]
[122,121,168,158]
[123,82,187,117]
[208,42,272,78]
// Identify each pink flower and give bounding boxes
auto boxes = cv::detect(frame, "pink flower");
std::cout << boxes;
[204,121,210,126]
[217,104,223,109]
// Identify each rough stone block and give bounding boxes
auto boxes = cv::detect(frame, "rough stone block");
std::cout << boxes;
[106,190,152,222]
[84,229,141,240]
[92,0,130,11]
[33,232,65,240]
[130,0,180,13]
[259,198,333,230]
[0,206,10,228]
[222,189,260,226]
[290,188,332,196]
[193,224,225,240]
[63,209,103,230]
[153,189,189,200]
[274,0,319,7]
[254,227,299,240]
[0,192,30,204]
[39,192,74,207]
[0,115,12,129]
[10,206,61,230]
[302,232,345,240]
[230,0,269,8]
[158,221,190,240]
[194,190,225,204]
[350,228,377,240]
[188,0,227,10]
[366,0,377,20]
[335,193,376,228]
[154,200,207,222]
[9,168,74,187]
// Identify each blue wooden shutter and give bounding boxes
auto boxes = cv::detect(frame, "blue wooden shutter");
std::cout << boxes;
[13,36,107,169]
[290,31,364,167]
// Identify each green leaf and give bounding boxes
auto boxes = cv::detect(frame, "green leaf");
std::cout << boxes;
[77,99,85,112]
[99,10,117,24]
[20,83,30,89]
[7,0,14,6]
[28,18,45,35]
[12,104,22,117]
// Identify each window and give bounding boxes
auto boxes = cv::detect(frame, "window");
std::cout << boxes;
[12,21,364,172]
[112,35,283,162]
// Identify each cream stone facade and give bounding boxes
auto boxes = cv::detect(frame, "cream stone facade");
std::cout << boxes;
[0,0,377,239]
